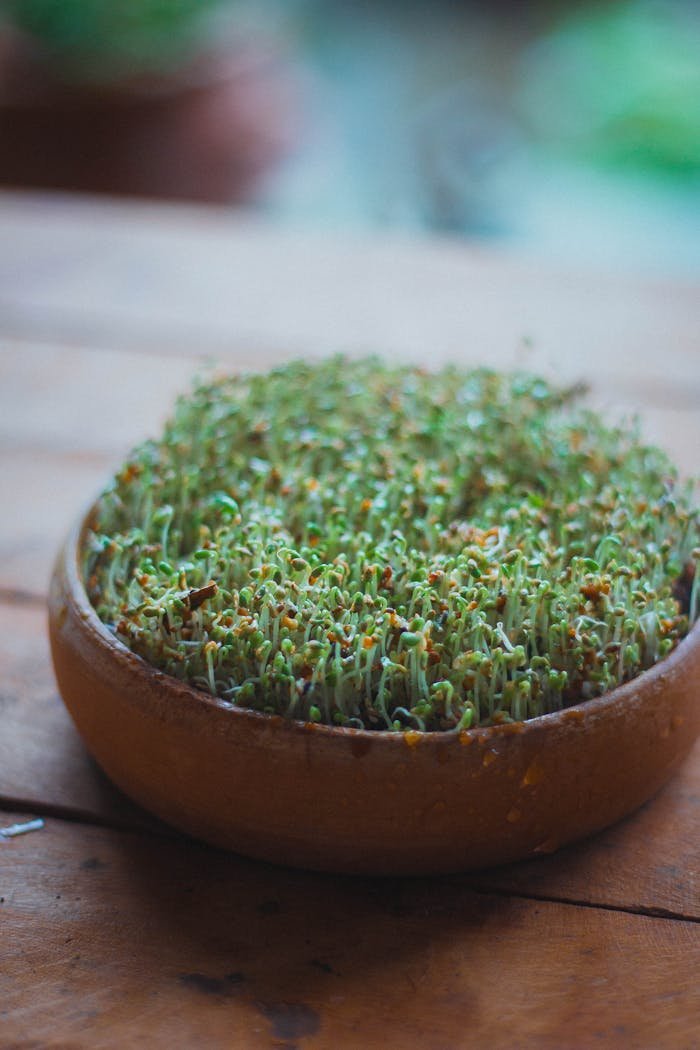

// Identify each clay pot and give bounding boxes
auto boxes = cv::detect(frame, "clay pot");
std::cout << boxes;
[49,512,700,875]
[0,28,298,203]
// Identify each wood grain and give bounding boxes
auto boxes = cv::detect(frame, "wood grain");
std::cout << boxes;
[0,446,113,599]
[0,603,160,830]
[2,601,698,919]
[0,343,200,598]
[1,193,699,1046]
[474,749,700,922]
[0,342,200,456]
[0,193,698,403]
[1,808,699,1050]
[0,340,697,604]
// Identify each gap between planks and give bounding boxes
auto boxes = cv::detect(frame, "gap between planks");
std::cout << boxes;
[2,598,699,922]
[0,588,45,608]
[3,797,698,1049]
[1,801,697,928]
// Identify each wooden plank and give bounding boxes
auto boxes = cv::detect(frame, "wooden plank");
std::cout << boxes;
[1,602,698,920]
[0,603,159,830]
[0,446,114,599]
[0,193,698,414]
[0,342,201,598]
[475,739,700,922]
[0,340,698,917]
[0,342,201,456]
[1,196,697,1045]
[0,341,697,602]
[3,340,699,461]
[1,809,698,1050]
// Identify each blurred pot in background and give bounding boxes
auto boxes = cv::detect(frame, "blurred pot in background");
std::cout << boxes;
[518,0,700,180]
[0,0,300,202]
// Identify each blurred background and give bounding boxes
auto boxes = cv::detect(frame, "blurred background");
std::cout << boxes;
[0,0,698,278]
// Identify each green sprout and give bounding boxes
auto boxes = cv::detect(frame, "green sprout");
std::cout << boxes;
[84,357,698,732]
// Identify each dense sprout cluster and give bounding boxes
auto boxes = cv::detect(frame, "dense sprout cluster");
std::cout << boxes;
[85,357,698,732]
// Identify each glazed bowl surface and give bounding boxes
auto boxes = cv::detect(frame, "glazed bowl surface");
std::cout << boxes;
[49,514,700,875]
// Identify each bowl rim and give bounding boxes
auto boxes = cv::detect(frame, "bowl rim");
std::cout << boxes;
[64,507,700,748]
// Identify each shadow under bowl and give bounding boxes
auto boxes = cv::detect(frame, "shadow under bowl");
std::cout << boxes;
[49,513,700,875]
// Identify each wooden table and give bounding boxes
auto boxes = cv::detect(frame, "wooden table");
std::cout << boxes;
[1,191,698,1049]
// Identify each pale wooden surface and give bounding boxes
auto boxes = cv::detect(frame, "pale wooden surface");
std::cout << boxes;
[1,191,699,1049]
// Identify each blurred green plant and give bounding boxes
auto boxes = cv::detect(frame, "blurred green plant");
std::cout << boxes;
[520,0,700,178]
[1,0,232,83]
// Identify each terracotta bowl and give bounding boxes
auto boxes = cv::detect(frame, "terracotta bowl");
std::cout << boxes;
[49,513,700,876]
